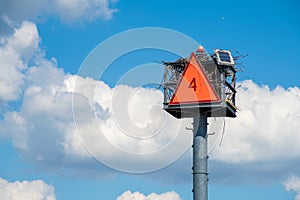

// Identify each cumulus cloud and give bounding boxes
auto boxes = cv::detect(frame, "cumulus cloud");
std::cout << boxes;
[0,177,56,200]
[52,0,117,22]
[211,80,300,163]
[0,0,117,24]
[1,70,191,173]
[0,21,39,101]
[204,80,300,183]
[116,190,181,200]
[1,16,300,184]
[0,18,192,176]
[284,176,300,200]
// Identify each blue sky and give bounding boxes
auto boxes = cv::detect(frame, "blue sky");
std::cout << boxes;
[0,0,300,200]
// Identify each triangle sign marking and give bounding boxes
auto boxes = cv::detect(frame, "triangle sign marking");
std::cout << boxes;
[169,53,221,105]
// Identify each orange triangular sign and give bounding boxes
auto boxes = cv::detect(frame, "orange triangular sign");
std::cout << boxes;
[169,53,220,105]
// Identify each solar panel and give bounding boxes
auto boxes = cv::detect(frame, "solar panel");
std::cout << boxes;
[219,52,231,62]
[214,49,235,66]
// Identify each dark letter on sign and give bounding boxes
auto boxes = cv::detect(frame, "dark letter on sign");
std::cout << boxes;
[189,78,197,91]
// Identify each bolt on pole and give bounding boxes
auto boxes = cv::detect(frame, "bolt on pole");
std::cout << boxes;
[193,111,208,200]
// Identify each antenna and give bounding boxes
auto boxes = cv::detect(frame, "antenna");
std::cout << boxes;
[162,46,238,200]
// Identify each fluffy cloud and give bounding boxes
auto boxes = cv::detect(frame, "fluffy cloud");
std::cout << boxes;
[0,21,39,101]
[202,80,300,184]
[0,177,56,200]
[52,0,117,22]
[211,80,300,163]
[0,0,117,24]
[116,190,181,200]
[1,70,191,173]
[284,176,300,200]
[1,17,300,184]
[0,21,191,173]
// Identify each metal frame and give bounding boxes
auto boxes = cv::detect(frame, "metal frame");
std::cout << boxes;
[163,50,237,118]
[162,49,238,200]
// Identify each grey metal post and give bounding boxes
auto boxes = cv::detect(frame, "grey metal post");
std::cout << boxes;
[193,112,208,200]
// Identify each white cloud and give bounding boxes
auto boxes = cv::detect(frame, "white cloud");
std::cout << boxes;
[1,69,191,172]
[0,20,191,174]
[116,190,181,200]
[0,177,56,200]
[52,0,117,22]
[210,80,300,164]
[0,21,39,101]
[1,16,300,183]
[0,0,117,24]
[284,176,300,200]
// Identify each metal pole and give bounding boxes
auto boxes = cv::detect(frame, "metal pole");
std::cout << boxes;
[193,111,208,200]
